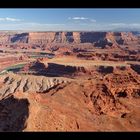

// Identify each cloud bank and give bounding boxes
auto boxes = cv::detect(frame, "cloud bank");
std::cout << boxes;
[0,17,140,31]
[0,17,22,22]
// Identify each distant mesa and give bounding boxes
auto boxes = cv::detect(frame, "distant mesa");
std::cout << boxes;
[0,31,138,47]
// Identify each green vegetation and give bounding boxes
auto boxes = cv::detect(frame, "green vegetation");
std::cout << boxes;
[29,53,54,59]
[0,63,27,75]
[5,63,26,71]
[29,55,46,58]
[29,55,51,58]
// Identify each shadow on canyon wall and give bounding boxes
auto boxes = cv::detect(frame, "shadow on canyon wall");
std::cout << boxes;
[0,95,29,132]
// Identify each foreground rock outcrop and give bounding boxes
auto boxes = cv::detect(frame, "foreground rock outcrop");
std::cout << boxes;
[0,73,72,98]
[0,65,140,131]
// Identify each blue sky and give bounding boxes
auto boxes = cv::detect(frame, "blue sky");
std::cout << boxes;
[0,9,140,31]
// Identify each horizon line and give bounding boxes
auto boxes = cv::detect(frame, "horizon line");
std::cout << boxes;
[0,30,139,32]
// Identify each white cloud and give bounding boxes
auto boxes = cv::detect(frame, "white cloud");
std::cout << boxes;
[28,22,65,26]
[72,17,88,20]
[68,17,96,23]
[0,22,67,31]
[129,23,140,27]
[109,23,140,27]
[108,23,140,30]
[0,17,22,22]
[109,23,126,26]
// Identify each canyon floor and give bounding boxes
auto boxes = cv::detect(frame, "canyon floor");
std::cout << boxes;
[0,31,140,131]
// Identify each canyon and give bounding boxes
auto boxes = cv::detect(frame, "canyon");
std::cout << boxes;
[0,31,140,131]
[0,31,138,45]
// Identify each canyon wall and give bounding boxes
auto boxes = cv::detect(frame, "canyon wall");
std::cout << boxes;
[28,32,138,45]
[0,31,138,45]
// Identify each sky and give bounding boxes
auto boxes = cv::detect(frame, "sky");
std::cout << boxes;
[0,9,140,31]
